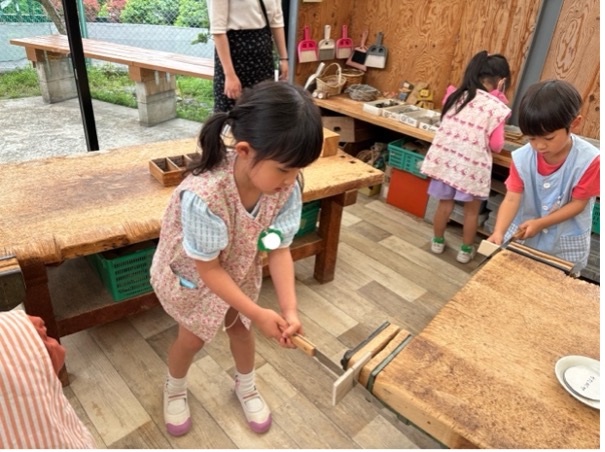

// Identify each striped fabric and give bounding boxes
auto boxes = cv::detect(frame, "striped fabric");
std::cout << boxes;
[0,310,95,449]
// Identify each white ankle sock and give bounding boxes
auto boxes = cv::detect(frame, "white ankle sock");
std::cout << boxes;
[235,370,263,412]
[165,373,188,415]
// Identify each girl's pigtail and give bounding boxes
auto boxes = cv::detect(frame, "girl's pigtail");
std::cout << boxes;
[442,50,489,118]
[192,113,230,175]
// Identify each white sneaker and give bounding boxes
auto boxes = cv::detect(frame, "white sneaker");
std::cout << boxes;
[235,378,272,433]
[456,246,475,264]
[163,382,192,436]
[431,238,445,254]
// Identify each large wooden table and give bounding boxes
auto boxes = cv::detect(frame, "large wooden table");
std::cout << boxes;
[0,138,382,360]
[369,250,600,449]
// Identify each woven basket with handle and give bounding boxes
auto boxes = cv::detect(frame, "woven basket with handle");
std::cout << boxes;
[341,68,364,87]
[316,63,346,96]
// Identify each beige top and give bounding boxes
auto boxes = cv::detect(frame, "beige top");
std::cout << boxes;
[208,0,284,33]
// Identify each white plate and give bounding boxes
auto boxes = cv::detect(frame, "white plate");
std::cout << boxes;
[555,355,600,410]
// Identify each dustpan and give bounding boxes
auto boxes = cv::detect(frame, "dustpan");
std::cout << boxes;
[336,25,353,59]
[346,30,368,71]
[365,32,387,69]
[297,25,318,63]
[318,25,336,60]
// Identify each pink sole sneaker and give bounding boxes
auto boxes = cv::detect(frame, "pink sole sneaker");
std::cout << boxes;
[166,418,192,437]
[249,414,272,433]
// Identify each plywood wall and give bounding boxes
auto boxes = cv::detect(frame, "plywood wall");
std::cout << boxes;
[540,0,599,139]
[295,0,599,139]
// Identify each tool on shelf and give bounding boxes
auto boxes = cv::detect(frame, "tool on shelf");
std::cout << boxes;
[318,24,336,60]
[346,30,368,71]
[335,24,353,59]
[297,25,319,63]
[303,61,326,91]
[365,31,387,69]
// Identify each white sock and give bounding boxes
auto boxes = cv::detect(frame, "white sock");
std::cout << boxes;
[235,370,263,412]
[165,373,187,415]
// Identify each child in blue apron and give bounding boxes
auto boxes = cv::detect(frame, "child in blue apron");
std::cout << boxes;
[488,80,600,271]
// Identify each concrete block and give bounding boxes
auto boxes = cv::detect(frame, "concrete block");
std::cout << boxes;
[35,58,77,103]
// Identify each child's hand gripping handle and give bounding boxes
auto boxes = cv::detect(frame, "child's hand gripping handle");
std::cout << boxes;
[291,334,316,357]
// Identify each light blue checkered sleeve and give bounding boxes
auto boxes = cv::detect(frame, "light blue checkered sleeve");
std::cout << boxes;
[180,190,228,261]
[273,181,303,248]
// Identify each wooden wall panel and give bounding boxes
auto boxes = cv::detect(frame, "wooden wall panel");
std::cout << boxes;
[540,0,599,138]
[449,0,541,102]
[295,0,599,140]
[350,0,466,101]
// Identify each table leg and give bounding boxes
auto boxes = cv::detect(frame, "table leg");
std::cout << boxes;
[21,261,69,385]
[314,190,358,283]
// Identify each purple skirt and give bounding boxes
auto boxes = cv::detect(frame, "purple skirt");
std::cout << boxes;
[428,179,487,202]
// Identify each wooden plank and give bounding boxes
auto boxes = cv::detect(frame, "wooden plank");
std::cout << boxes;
[345,322,400,369]
[352,415,421,449]
[88,319,235,448]
[10,35,214,80]
[188,355,298,448]
[541,0,600,139]
[61,331,151,446]
[359,330,410,386]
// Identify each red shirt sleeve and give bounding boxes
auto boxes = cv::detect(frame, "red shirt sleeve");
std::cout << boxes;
[504,161,524,193]
[489,122,505,153]
[572,155,600,199]
[441,85,457,106]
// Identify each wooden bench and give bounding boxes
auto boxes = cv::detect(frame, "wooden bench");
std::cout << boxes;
[10,34,215,126]
[0,136,382,384]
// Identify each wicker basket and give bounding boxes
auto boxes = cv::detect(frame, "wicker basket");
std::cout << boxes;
[316,63,346,97]
[341,68,364,86]
[345,84,380,102]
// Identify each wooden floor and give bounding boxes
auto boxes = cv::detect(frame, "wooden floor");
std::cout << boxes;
[59,193,483,449]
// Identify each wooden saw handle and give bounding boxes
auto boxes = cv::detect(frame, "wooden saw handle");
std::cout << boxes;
[291,334,316,357]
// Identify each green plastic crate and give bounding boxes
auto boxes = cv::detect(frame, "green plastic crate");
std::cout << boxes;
[295,200,321,238]
[387,138,427,179]
[592,200,599,234]
[86,241,156,302]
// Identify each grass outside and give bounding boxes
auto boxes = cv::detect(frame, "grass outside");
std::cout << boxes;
[0,64,214,122]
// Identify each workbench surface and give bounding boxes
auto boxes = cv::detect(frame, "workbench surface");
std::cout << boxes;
[0,138,382,265]
[372,250,600,449]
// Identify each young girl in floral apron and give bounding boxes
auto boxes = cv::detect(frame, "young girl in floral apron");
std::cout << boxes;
[420,50,511,263]
[150,81,323,436]
[209,0,289,112]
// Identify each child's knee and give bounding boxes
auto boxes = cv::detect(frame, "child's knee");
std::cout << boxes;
[226,319,252,342]
[176,328,205,353]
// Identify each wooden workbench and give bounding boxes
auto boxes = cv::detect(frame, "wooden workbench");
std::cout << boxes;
[365,250,600,449]
[314,94,515,168]
[0,138,382,351]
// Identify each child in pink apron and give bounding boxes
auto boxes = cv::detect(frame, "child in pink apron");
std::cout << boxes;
[150,80,323,436]
[421,50,511,263]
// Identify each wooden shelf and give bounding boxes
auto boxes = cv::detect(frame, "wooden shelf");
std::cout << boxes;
[315,94,514,168]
